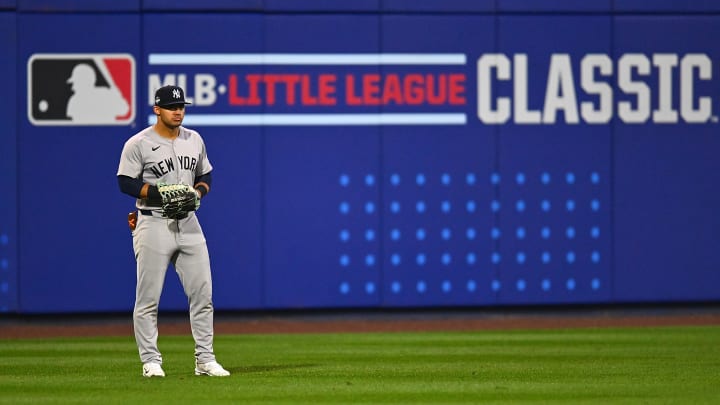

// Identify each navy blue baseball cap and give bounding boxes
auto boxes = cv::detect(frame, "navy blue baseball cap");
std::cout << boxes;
[154,85,192,107]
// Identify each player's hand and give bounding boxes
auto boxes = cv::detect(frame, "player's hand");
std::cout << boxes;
[157,183,200,219]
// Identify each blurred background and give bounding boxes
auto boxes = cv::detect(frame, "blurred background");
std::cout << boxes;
[1,0,719,314]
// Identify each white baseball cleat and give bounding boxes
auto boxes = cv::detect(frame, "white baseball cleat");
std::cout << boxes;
[195,361,230,377]
[142,362,166,378]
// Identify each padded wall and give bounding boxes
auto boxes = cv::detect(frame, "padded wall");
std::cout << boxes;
[1,1,718,313]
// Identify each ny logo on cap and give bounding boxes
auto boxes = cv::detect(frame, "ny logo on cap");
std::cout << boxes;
[173,89,181,99]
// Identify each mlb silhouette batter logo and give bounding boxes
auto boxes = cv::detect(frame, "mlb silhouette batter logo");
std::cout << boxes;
[28,54,136,125]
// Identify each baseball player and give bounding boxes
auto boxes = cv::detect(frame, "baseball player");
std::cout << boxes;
[117,85,230,378]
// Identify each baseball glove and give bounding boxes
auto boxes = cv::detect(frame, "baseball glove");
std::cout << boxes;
[157,183,200,219]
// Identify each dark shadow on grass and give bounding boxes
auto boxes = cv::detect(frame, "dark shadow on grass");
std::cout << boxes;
[229,364,318,374]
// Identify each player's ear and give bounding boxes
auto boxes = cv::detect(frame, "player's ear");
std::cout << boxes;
[153,105,160,115]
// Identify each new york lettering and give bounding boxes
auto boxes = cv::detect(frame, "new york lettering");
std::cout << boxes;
[149,156,197,178]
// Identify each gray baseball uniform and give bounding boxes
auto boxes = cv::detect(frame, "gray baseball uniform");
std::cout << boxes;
[117,125,217,365]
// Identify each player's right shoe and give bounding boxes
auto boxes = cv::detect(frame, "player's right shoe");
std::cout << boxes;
[142,362,166,377]
[195,360,230,377]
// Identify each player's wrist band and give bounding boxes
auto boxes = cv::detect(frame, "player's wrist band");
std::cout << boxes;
[147,185,161,200]
[194,183,209,198]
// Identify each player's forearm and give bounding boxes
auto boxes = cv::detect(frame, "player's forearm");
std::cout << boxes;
[194,171,212,198]
[139,184,161,200]
[118,175,161,200]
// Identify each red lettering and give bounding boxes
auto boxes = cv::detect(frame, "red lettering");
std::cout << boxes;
[284,74,300,105]
[426,74,446,105]
[263,74,283,106]
[246,75,262,105]
[228,74,262,106]
[318,74,337,106]
[300,75,318,106]
[382,74,403,105]
[362,74,381,105]
[231,72,467,108]
[448,73,466,105]
[345,74,363,105]
[228,74,243,105]
[404,74,424,105]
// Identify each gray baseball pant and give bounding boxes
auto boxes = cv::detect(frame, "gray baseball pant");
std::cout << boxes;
[132,212,217,365]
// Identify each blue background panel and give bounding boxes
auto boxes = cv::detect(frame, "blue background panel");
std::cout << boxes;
[382,0,494,12]
[265,0,379,12]
[381,128,497,306]
[614,0,720,12]
[498,0,611,12]
[613,16,720,301]
[496,15,612,304]
[17,13,141,312]
[19,0,139,11]
[264,128,381,308]
[197,129,263,310]
[143,13,266,310]
[0,12,17,312]
[142,0,261,11]
[263,14,382,308]
[264,14,380,54]
[0,1,15,9]
[380,15,497,306]
[5,3,720,313]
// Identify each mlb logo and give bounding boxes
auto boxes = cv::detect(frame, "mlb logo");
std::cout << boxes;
[28,53,136,126]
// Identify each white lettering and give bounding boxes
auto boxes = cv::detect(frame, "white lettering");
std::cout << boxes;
[653,54,679,123]
[580,54,613,124]
[514,54,542,124]
[681,54,712,123]
[477,54,511,124]
[176,74,192,104]
[477,52,714,125]
[618,54,651,123]
[543,54,579,124]
[194,74,217,106]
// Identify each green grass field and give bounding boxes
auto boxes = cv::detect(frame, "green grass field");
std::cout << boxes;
[1,326,718,404]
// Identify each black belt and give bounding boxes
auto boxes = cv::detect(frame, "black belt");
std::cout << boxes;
[139,209,188,220]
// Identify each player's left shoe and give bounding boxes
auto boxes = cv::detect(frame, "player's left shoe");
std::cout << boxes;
[195,360,230,377]
[142,362,166,378]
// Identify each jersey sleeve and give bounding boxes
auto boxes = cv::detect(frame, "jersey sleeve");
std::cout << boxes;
[196,136,213,176]
[117,137,144,178]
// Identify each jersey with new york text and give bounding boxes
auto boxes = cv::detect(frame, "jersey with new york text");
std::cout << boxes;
[117,125,213,210]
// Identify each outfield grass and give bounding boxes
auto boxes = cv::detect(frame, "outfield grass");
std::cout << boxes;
[0,326,718,404]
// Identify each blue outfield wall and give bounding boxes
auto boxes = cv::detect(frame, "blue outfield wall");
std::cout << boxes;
[0,12,17,313]
[1,1,719,313]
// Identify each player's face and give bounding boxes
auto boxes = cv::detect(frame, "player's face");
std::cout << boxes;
[155,104,185,128]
